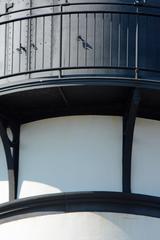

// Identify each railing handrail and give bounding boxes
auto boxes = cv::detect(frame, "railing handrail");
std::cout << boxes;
[0,1,160,19]
[1,9,160,26]
[0,66,160,82]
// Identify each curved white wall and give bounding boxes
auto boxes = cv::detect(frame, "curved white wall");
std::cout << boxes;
[0,137,9,203]
[18,116,122,198]
[0,212,159,240]
[132,118,160,197]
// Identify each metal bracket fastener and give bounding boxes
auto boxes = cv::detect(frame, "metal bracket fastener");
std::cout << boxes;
[16,44,27,54]
[5,3,14,13]
[58,0,70,5]
[134,0,146,5]
[77,35,93,50]
[31,43,38,50]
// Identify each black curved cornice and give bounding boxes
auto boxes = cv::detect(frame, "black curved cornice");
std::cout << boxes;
[0,80,160,123]
[1,192,160,223]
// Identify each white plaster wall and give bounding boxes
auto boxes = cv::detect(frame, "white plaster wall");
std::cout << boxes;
[18,116,122,198]
[0,137,9,203]
[0,212,159,240]
[132,118,160,197]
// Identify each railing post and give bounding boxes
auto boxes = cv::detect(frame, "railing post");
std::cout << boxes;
[59,4,63,78]
[135,2,139,79]
[4,23,7,76]
[27,2,32,79]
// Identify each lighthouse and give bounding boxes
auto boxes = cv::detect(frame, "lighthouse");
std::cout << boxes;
[0,0,160,239]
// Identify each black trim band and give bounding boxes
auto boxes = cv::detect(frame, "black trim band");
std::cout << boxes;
[1,192,160,223]
[1,77,160,96]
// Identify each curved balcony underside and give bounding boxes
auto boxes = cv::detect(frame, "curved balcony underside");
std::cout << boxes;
[0,81,159,124]
[0,2,159,122]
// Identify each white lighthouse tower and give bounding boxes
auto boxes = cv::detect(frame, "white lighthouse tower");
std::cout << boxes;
[0,0,160,239]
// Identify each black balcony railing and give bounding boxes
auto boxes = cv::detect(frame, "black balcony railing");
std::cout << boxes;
[0,2,160,82]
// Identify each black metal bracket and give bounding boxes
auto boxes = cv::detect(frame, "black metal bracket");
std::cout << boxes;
[0,120,20,201]
[123,89,141,193]
[31,43,38,51]
[16,43,27,54]
[5,3,14,13]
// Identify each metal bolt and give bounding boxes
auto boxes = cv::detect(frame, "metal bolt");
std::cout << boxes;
[31,43,38,50]
[134,0,146,5]
[16,43,27,54]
